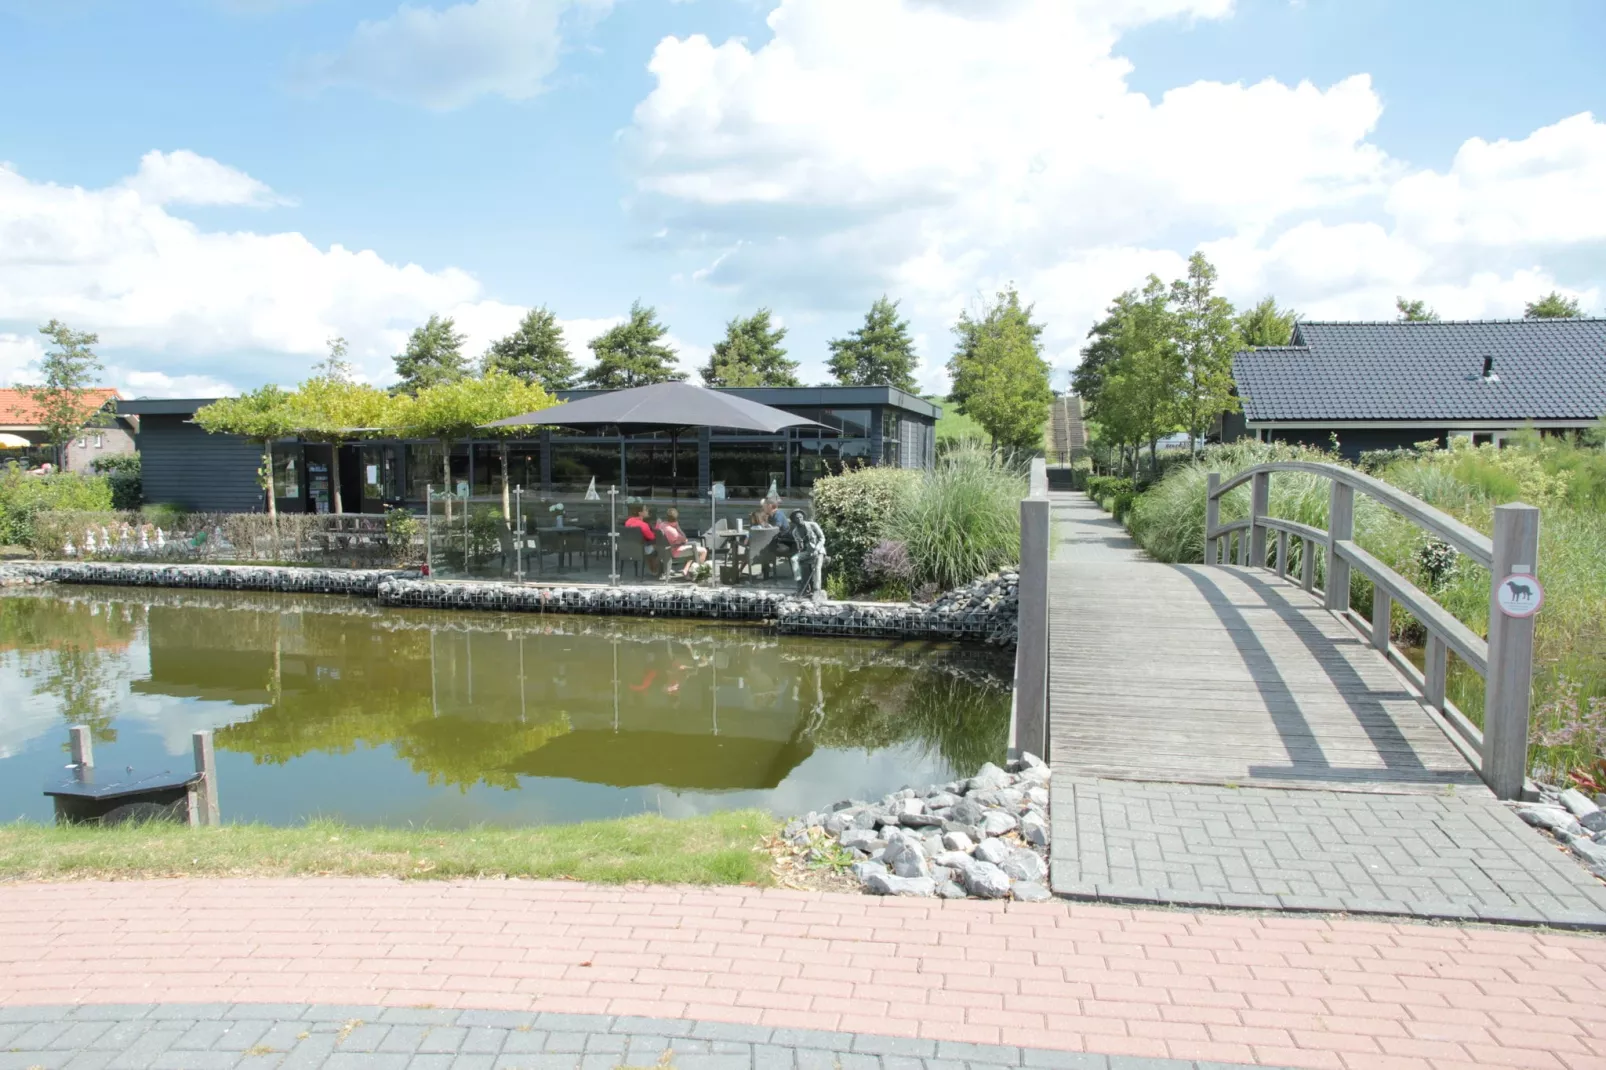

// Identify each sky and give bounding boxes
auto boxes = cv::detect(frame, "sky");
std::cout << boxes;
[0,0,1603,399]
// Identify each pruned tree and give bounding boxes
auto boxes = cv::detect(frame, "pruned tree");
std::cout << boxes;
[393,371,554,520]
[1524,291,1583,319]
[947,286,1052,451]
[483,306,581,392]
[582,302,684,388]
[313,335,354,383]
[1170,253,1241,453]
[1395,297,1439,322]
[827,297,919,391]
[1234,296,1300,347]
[21,320,106,469]
[193,386,300,519]
[700,308,799,387]
[292,378,399,514]
[393,314,468,393]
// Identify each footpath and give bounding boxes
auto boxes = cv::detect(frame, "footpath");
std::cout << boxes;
[3,878,1604,1069]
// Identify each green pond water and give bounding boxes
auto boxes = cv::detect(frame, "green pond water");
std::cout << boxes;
[0,586,1011,827]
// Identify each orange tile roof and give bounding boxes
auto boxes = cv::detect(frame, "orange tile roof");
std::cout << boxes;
[0,388,123,427]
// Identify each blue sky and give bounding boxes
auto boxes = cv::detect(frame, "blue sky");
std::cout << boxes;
[1,0,1602,397]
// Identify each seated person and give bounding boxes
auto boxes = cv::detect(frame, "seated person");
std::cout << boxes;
[623,503,661,574]
[761,498,795,551]
[656,507,708,578]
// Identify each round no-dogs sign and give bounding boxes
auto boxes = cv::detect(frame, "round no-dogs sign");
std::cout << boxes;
[1495,573,1543,618]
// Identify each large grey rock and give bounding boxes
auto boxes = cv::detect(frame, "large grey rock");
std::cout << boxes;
[1582,811,1606,835]
[884,840,929,879]
[851,861,889,883]
[1018,764,1052,786]
[1559,789,1601,819]
[899,813,944,829]
[1515,806,1584,838]
[925,792,961,811]
[934,850,976,873]
[839,828,883,851]
[893,797,926,817]
[966,763,1010,792]
[937,881,968,900]
[1010,881,1052,903]
[949,798,986,826]
[963,860,1012,899]
[852,809,880,830]
[824,812,852,835]
[974,837,1012,866]
[1025,786,1050,809]
[981,811,1019,837]
[941,831,975,853]
[1020,812,1050,847]
[1002,849,1047,884]
[1565,833,1606,876]
[864,872,936,897]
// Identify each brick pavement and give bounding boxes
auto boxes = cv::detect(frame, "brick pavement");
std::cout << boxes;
[1049,778,1606,928]
[0,1004,1289,1069]
[3,879,1605,1069]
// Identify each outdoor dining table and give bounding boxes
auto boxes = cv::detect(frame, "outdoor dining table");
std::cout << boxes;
[532,526,590,569]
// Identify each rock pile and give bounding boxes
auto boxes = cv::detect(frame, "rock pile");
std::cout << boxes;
[785,754,1051,901]
[2,561,409,596]
[777,571,1019,647]
[1517,787,1606,880]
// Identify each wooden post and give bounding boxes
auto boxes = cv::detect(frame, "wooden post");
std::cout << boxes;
[69,725,93,768]
[1029,457,1048,498]
[1300,538,1315,592]
[1276,530,1289,580]
[1204,472,1220,565]
[1325,481,1353,612]
[1483,503,1540,800]
[1237,528,1249,567]
[1424,633,1447,712]
[1371,587,1392,651]
[192,730,220,827]
[1249,470,1269,569]
[1010,497,1051,760]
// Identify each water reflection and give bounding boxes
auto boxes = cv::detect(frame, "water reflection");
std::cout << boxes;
[0,587,1010,825]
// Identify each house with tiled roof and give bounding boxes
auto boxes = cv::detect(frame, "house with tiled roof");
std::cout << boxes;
[1225,318,1606,459]
[0,387,137,472]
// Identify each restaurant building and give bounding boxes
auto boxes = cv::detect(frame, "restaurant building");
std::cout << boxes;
[119,386,941,514]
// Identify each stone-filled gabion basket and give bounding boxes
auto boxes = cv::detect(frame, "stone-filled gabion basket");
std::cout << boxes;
[0,561,411,596]
[786,753,1052,901]
[777,570,1018,647]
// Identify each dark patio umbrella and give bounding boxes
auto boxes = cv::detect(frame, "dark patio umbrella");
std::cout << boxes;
[482,380,824,494]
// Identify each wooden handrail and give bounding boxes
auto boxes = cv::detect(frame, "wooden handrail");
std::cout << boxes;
[1212,461,1492,568]
[1202,459,1539,800]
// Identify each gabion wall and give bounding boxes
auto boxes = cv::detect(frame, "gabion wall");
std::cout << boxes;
[1,561,413,597]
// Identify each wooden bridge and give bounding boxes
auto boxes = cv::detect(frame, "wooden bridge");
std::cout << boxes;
[1012,459,1540,801]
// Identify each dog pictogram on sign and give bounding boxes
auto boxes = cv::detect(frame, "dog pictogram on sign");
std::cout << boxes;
[1495,573,1543,618]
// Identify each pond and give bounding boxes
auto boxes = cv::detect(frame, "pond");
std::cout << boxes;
[0,586,1011,827]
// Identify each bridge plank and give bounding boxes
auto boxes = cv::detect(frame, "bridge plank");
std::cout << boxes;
[1047,493,1486,796]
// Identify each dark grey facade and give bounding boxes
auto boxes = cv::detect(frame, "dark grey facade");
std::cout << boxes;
[1226,318,1606,459]
[120,387,942,515]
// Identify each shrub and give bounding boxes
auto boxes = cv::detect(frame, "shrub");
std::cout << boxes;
[863,539,914,585]
[891,445,1025,591]
[0,466,114,549]
[385,507,422,566]
[810,466,920,593]
[91,454,142,510]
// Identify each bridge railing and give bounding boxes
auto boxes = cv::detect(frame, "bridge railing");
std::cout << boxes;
[1010,458,1050,761]
[1204,461,1539,799]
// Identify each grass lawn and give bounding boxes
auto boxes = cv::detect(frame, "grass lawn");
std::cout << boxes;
[0,810,779,884]
[933,398,987,447]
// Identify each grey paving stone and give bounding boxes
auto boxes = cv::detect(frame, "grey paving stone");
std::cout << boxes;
[498,1028,550,1054]
[324,1055,412,1070]
[936,1040,1021,1061]
[797,1052,878,1070]
[0,1054,70,1070]
[751,1044,798,1068]
[461,1025,510,1055]
[671,1056,752,1070]
[300,1005,387,1024]
[690,1020,774,1044]
[535,1013,615,1034]
[61,1052,118,1070]
[378,1009,460,1027]
[83,1020,158,1051]
[49,1022,115,1051]
[105,1029,185,1070]
[63,1006,155,1023]
[148,1051,242,1070]
[415,1026,467,1055]
[611,1016,697,1037]
[226,1004,309,1022]
[335,1023,391,1052]
[850,1033,936,1057]
[456,1011,538,1031]
[173,1020,234,1050]
[769,1027,860,1051]
[376,1024,430,1054]
[542,1031,591,1053]
[420,1057,493,1070]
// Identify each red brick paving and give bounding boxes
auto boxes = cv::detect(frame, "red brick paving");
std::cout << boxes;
[1,879,1604,1069]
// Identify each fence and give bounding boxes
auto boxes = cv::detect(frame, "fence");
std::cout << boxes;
[34,510,415,569]
[1010,458,1050,759]
[1205,461,1539,799]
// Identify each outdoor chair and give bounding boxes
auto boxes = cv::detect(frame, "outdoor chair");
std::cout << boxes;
[737,526,780,580]
[619,526,651,579]
[495,521,517,577]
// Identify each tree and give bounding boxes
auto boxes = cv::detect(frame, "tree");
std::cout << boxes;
[1072,304,1122,409]
[1170,253,1242,453]
[947,286,1052,450]
[1234,296,1299,347]
[291,378,399,514]
[313,336,354,383]
[1524,291,1583,319]
[582,302,684,389]
[21,320,106,469]
[393,314,468,392]
[1396,297,1439,322]
[193,386,300,519]
[482,306,580,392]
[827,297,919,390]
[700,308,800,387]
[393,371,555,520]
[1088,278,1182,475]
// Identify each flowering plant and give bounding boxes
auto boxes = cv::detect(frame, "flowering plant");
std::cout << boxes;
[548,502,565,514]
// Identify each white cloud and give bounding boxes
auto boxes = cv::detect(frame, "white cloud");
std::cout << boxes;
[0,153,538,389]
[628,0,1606,386]
[300,0,615,111]
[111,367,241,400]
[120,149,293,209]
[0,332,44,387]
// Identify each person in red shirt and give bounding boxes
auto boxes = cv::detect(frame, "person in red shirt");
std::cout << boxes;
[624,503,661,574]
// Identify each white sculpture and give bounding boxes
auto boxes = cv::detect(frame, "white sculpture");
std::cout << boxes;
[789,510,827,598]
[64,538,76,556]
[138,527,150,551]
[155,528,166,549]
[83,529,97,554]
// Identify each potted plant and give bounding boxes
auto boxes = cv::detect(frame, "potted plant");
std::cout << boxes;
[549,501,565,529]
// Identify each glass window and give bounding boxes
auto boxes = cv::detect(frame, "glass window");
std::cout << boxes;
[881,409,901,464]
[822,409,871,437]
[550,440,622,495]
[710,441,787,499]
[360,445,402,501]
[624,440,699,500]
[406,443,444,499]
[790,437,871,488]
[271,445,302,500]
